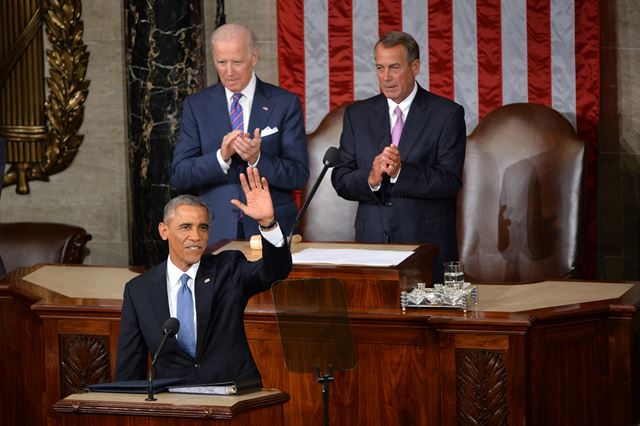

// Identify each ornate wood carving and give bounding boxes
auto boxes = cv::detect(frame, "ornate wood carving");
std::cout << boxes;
[59,335,110,397]
[1,0,90,194]
[456,349,508,426]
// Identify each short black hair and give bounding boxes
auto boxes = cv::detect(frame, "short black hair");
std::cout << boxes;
[163,195,210,223]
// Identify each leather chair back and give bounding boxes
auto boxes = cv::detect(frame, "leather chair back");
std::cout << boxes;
[0,222,92,276]
[301,104,357,242]
[457,103,585,283]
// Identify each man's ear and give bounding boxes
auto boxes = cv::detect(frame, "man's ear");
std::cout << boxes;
[158,222,169,241]
[411,58,421,77]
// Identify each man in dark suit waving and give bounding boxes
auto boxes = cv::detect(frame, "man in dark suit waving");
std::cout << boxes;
[170,23,309,245]
[116,168,291,385]
[331,31,466,282]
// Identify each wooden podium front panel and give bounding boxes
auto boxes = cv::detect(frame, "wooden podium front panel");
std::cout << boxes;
[246,314,433,425]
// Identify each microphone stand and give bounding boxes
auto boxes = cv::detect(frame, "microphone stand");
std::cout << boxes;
[146,364,158,401]
[287,164,331,246]
[146,340,167,401]
[287,146,340,246]
[146,319,179,401]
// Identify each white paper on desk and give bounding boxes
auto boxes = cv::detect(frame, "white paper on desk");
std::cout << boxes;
[292,248,412,267]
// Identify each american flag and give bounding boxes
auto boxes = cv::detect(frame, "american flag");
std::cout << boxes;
[277,0,599,276]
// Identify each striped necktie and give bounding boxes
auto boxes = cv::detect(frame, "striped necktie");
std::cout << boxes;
[391,106,404,147]
[229,92,244,132]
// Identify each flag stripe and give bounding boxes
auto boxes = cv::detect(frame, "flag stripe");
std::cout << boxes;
[378,0,402,36]
[527,0,552,105]
[402,0,429,89]
[477,0,502,120]
[453,0,479,131]
[277,0,305,104]
[304,0,329,131]
[353,0,379,101]
[328,1,354,110]
[428,0,454,99]
[551,0,577,128]
[501,0,528,105]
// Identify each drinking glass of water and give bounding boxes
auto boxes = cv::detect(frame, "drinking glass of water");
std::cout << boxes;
[443,261,464,290]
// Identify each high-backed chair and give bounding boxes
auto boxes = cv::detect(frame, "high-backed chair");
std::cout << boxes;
[457,103,585,283]
[300,104,357,242]
[0,222,92,276]
[0,137,6,276]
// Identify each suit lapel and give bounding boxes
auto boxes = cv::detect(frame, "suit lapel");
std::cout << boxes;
[194,255,217,355]
[398,86,429,161]
[371,95,392,152]
[150,261,171,328]
[248,79,273,133]
[207,84,232,137]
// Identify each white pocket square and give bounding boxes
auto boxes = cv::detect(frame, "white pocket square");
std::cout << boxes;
[260,126,279,137]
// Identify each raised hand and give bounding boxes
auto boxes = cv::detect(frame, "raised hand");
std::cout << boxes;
[230,167,275,225]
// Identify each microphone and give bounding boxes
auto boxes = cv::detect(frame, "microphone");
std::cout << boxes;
[288,146,340,245]
[146,317,180,401]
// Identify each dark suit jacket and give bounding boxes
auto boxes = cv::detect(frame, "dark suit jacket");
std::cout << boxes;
[331,85,466,281]
[170,79,309,245]
[115,237,292,384]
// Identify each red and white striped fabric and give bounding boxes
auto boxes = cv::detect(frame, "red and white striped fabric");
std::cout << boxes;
[277,0,599,276]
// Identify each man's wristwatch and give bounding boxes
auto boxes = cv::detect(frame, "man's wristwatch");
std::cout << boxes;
[258,219,278,231]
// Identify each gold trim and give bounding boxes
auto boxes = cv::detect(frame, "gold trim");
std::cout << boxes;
[2,0,90,194]
[0,125,47,140]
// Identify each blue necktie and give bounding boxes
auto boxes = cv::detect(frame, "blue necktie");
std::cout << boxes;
[177,274,196,357]
[229,93,244,131]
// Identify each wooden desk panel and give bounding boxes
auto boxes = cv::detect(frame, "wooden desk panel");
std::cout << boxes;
[1,258,639,426]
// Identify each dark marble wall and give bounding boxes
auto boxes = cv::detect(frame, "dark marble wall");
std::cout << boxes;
[598,0,640,280]
[125,0,206,267]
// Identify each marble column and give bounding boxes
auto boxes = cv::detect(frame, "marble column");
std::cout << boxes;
[125,0,206,267]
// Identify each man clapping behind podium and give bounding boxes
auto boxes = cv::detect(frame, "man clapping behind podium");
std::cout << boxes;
[115,168,291,385]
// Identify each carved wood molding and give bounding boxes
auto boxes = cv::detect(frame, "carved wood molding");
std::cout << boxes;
[59,335,110,396]
[456,349,509,425]
[2,0,90,194]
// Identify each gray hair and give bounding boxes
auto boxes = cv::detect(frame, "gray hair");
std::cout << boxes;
[163,195,210,223]
[211,23,257,52]
[375,31,420,64]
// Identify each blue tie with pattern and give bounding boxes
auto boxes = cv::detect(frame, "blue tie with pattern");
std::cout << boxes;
[229,92,244,131]
[177,273,196,358]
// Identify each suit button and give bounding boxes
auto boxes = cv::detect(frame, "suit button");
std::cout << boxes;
[194,363,200,368]
[385,201,392,207]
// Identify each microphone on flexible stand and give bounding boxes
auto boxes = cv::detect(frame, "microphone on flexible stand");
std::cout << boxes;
[146,317,180,401]
[287,146,341,246]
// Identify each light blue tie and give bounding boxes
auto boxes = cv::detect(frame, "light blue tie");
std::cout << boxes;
[177,274,196,357]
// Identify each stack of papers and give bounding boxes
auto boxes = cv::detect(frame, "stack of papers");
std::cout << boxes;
[292,248,412,267]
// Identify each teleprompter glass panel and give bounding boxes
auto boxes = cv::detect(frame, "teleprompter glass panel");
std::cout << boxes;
[271,278,357,373]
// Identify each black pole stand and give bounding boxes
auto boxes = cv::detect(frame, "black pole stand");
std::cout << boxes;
[146,373,156,401]
[316,364,334,426]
